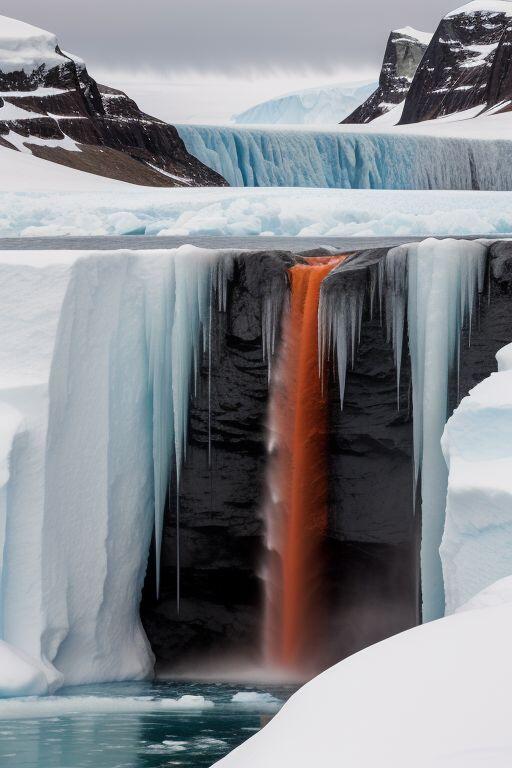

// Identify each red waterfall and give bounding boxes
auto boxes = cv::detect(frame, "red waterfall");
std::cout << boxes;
[264,255,346,675]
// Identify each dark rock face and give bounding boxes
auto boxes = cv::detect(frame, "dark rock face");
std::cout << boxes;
[141,242,512,675]
[141,251,294,671]
[400,5,512,124]
[344,29,430,124]
[321,251,419,663]
[454,242,512,410]
[486,21,512,111]
[0,41,226,186]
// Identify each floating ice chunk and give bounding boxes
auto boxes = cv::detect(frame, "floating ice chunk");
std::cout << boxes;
[231,692,281,707]
[0,693,213,719]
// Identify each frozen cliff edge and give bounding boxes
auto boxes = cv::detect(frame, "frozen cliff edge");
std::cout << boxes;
[441,341,512,613]
[176,124,512,190]
[0,247,225,694]
[214,578,512,768]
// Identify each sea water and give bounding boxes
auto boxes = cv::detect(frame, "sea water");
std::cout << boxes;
[0,680,295,768]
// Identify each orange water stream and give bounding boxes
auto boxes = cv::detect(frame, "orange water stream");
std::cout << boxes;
[264,255,347,673]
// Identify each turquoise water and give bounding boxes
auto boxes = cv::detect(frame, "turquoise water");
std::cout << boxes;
[0,681,295,767]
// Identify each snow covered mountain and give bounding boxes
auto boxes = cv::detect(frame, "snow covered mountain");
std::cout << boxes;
[232,81,376,125]
[400,1,512,124]
[343,28,432,124]
[0,15,226,186]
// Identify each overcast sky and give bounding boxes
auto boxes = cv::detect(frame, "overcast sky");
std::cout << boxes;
[9,0,454,76]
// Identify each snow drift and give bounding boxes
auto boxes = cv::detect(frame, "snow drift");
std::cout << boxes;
[213,577,512,768]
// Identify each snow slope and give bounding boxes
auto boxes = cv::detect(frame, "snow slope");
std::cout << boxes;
[441,342,512,613]
[0,145,129,191]
[233,81,376,125]
[214,579,512,768]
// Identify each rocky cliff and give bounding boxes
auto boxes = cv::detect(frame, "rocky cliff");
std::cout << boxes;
[0,15,226,186]
[400,2,512,124]
[343,27,431,124]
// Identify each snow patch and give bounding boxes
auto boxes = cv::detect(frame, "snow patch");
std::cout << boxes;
[0,15,64,75]
[446,1,512,19]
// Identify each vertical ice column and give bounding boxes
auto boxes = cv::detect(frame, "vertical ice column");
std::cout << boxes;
[146,247,235,608]
[386,239,487,621]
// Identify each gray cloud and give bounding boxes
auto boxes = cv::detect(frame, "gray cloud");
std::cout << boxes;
[5,0,454,74]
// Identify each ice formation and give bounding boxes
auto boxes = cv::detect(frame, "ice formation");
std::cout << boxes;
[3,187,512,238]
[319,239,489,621]
[441,342,512,614]
[177,124,512,189]
[0,246,237,693]
[233,81,376,125]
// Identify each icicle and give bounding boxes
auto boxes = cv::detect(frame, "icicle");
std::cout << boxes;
[318,262,369,410]
[261,270,289,379]
[146,247,223,605]
[384,239,489,622]
[145,256,176,598]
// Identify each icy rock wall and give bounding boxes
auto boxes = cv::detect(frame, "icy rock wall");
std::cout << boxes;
[319,239,489,622]
[441,342,512,614]
[177,125,512,190]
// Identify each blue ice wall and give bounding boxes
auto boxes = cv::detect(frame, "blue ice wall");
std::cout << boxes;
[176,125,512,190]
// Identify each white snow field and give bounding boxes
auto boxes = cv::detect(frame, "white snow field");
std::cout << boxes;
[233,81,377,125]
[441,342,512,614]
[0,145,131,192]
[2,188,512,239]
[214,578,512,768]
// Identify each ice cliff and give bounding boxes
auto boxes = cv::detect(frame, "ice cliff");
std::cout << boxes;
[176,124,512,189]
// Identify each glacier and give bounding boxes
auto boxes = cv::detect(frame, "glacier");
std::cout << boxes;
[176,124,512,190]
[441,342,512,614]
[232,81,376,125]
